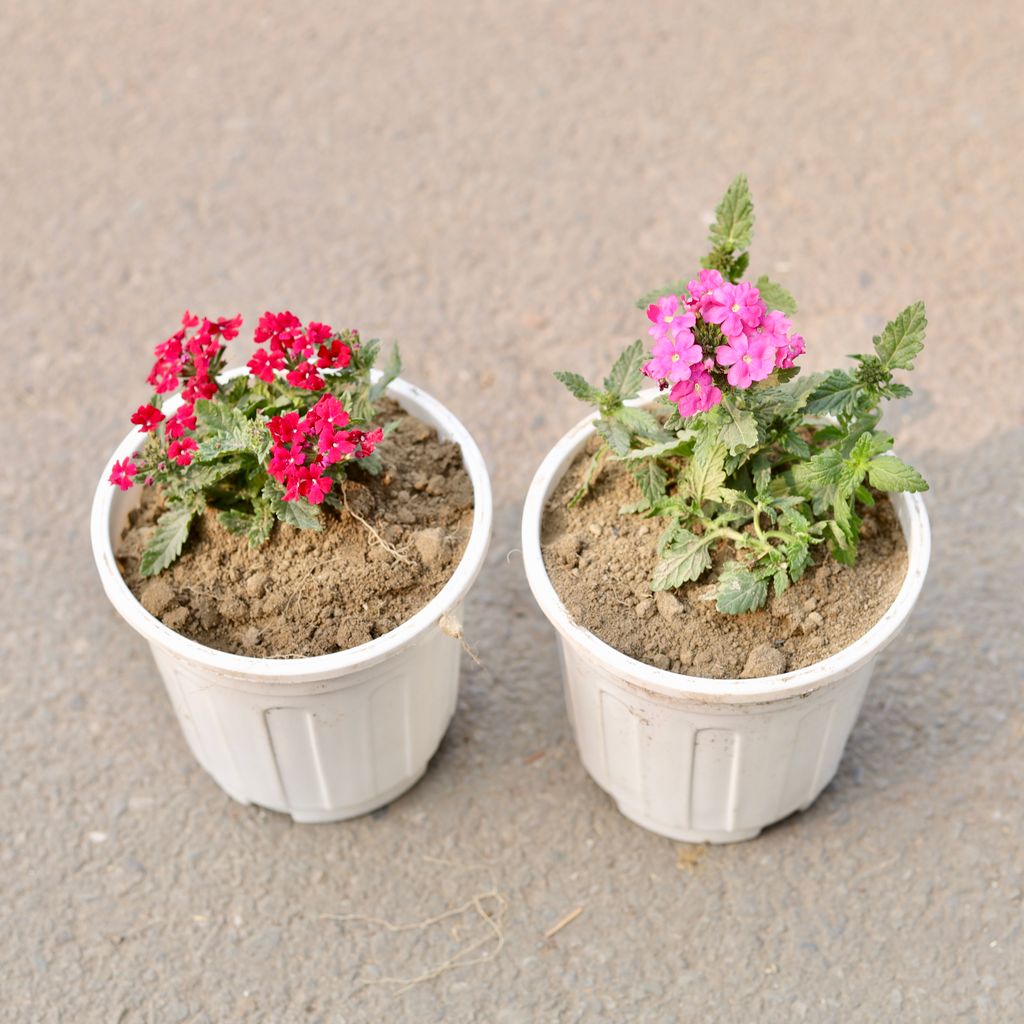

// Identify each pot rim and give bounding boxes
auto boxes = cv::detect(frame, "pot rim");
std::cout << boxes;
[91,367,493,684]
[521,397,931,704]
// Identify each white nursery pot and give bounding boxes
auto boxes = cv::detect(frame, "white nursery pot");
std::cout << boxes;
[92,371,492,823]
[522,409,930,844]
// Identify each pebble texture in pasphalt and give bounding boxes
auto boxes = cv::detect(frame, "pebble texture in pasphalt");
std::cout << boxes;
[4,3,1023,1021]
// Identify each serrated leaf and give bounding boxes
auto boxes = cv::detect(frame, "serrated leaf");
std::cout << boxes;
[594,417,631,456]
[715,565,768,614]
[630,460,667,506]
[708,175,754,254]
[650,530,713,591]
[635,279,694,310]
[218,508,253,535]
[785,538,810,581]
[755,275,798,316]
[194,398,250,436]
[805,370,864,417]
[773,568,790,597]
[620,436,692,461]
[848,430,893,466]
[613,404,666,439]
[186,456,246,489]
[719,397,759,454]
[683,442,727,506]
[262,482,323,531]
[140,501,201,577]
[554,371,603,404]
[603,340,647,400]
[873,301,926,371]
[866,455,929,492]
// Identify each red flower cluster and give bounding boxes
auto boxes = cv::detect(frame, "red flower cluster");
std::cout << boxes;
[266,395,383,505]
[111,311,240,490]
[247,311,351,391]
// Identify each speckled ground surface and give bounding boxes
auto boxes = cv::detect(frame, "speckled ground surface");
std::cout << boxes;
[3,2,1023,1021]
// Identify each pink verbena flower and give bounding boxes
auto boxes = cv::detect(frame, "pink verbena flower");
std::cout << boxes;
[715,334,776,388]
[748,310,792,347]
[704,282,766,339]
[669,365,723,417]
[643,332,702,384]
[685,269,725,313]
[164,404,197,440]
[130,404,165,432]
[646,295,697,341]
[167,436,198,467]
[775,333,806,369]
[109,458,137,490]
[308,394,350,433]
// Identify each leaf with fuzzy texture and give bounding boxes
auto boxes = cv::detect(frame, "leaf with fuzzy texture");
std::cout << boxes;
[873,301,926,371]
[715,565,768,614]
[867,455,929,492]
[719,397,759,454]
[554,371,603,404]
[140,501,202,577]
[755,275,798,316]
[594,417,631,456]
[708,175,754,254]
[630,459,668,507]
[613,404,664,438]
[603,340,647,400]
[805,370,864,417]
[650,530,713,591]
[683,442,727,506]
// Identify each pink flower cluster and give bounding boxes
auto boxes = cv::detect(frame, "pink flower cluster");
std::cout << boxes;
[111,311,240,490]
[247,311,350,391]
[266,395,383,505]
[642,269,805,418]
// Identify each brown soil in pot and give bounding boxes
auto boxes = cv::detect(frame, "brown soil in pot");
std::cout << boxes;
[541,441,908,680]
[116,400,474,658]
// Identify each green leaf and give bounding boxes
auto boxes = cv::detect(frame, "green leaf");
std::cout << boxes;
[755,275,798,316]
[707,175,754,254]
[715,565,768,614]
[785,538,810,581]
[873,301,927,371]
[773,568,790,597]
[369,343,402,402]
[620,436,692,461]
[140,501,202,577]
[218,508,252,535]
[262,482,323,531]
[630,460,668,506]
[635,279,693,311]
[683,442,727,506]
[719,397,759,454]
[614,405,664,437]
[194,399,250,437]
[866,455,929,492]
[553,371,603,404]
[185,456,246,489]
[805,370,864,417]
[603,340,647,400]
[594,417,631,456]
[650,530,713,591]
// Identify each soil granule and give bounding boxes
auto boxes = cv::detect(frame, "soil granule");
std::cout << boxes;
[117,400,473,658]
[542,441,908,679]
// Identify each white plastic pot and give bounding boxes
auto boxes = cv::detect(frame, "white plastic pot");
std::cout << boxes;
[92,371,492,823]
[522,408,930,844]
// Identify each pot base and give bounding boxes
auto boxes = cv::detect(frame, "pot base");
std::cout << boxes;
[615,798,762,844]
[229,767,429,824]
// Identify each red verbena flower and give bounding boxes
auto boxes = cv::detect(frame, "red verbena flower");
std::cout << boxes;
[109,458,138,491]
[286,360,326,391]
[167,436,198,467]
[130,404,165,432]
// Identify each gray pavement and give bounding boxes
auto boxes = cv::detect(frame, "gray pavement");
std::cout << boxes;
[3,2,1023,1021]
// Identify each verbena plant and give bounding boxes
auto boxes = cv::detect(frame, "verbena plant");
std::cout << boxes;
[109,311,400,576]
[555,176,928,614]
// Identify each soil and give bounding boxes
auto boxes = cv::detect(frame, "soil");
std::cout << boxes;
[541,440,909,679]
[117,400,474,658]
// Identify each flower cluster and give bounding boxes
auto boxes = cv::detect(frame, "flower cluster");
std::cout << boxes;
[108,309,399,576]
[110,311,241,490]
[642,270,805,419]
[247,311,351,391]
[266,395,383,505]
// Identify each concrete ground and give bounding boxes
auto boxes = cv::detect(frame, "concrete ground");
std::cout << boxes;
[3,2,1023,1021]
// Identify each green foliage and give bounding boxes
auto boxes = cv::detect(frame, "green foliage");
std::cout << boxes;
[556,177,929,615]
[140,499,203,577]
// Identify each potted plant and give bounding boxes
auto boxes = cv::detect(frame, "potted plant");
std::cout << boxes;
[522,177,931,843]
[92,310,492,822]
